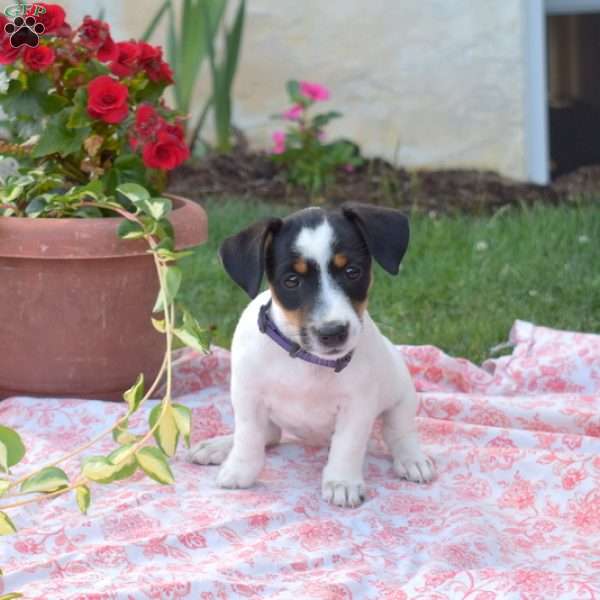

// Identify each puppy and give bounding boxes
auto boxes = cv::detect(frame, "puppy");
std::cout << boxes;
[188,202,435,507]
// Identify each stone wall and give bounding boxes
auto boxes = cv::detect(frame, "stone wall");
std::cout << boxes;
[60,0,528,179]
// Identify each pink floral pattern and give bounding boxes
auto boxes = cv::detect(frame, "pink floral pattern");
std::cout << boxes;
[1,321,600,598]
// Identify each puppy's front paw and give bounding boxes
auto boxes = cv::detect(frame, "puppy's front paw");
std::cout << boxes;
[216,456,262,489]
[393,453,435,483]
[322,479,366,508]
[187,435,233,466]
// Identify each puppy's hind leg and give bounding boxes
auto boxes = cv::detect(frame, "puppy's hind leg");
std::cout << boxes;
[382,395,435,484]
[187,420,281,466]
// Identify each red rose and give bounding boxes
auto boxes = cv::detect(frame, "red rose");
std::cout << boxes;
[27,3,66,34]
[155,61,174,84]
[110,41,140,78]
[98,35,117,62]
[23,45,55,71]
[162,122,185,142]
[142,129,190,170]
[78,16,117,61]
[137,41,161,64]
[0,36,20,65]
[87,75,129,124]
[137,42,174,84]
[135,104,162,139]
[0,14,8,37]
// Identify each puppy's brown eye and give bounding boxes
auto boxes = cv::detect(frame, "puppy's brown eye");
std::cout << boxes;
[283,274,301,289]
[345,265,361,280]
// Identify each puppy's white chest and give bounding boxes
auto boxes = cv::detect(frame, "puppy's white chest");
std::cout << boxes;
[263,378,343,444]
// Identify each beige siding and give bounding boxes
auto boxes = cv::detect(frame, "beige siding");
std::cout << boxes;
[62,0,528,179]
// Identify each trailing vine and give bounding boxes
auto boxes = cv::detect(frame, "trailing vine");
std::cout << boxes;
[0,183,211,537]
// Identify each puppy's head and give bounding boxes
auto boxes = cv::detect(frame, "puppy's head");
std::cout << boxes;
[220,203,410,359]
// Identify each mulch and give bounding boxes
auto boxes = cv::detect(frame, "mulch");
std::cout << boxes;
[166,147,600,215]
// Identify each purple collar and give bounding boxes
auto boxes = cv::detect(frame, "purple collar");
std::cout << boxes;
[258,300,354,373]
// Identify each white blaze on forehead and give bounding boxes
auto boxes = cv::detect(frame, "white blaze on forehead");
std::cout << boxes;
[293,218,357,326]
[294,218,335,266]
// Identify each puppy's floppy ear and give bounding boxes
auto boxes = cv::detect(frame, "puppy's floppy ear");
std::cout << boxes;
[219,217,283,298]
[341,202,410,274]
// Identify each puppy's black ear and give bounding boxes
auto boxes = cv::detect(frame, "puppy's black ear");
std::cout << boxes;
[341,202,410,274]
[219,218,283,298]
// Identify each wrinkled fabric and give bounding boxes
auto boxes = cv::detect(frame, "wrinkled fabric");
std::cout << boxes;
[1,320,600,599]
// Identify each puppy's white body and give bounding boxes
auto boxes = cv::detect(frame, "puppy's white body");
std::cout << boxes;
[190,290,433,507]
[234,290,413,445]
[189,207,434,507]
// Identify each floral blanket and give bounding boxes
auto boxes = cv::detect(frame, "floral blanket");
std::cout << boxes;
[1,320,600,599]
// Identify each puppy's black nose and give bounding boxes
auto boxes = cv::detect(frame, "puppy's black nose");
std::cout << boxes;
[315,322,349,348]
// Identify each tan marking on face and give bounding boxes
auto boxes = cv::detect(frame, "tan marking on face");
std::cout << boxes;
[293,258,308,274]
[353,269,372,317]
[269,286,305,330]
[352,299,368,318]
[333,253,348,269]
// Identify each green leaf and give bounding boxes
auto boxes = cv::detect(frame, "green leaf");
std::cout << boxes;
[116,183,151,213]
[112,418,140,445]
[151,318,166,333]
[0,426,25,469]
[223,0,246,97]
[64,66,87,85]
[1,74,53,118]
[312,111,342,129]
[0,441,7,474]
[123,373,145,414]
[179,0,226,116]
[74,206,104,219]
[173,326,210,354]
[136,446,175,485]
[156,217,175,243]
[154,247,194,262]
[39,93,69,115]
[153,265,182,313]
[286,79,304,104]
[20,467,69,494]
[172,404,192,448]
[105,155,147,195]
[117,219,146,240]
[31,111,91,159]
[149,403,179,457]
[106,445,138,481]
[0,594,25,599]
[25,196,48,218]
[82,456,116,483]
[0,511,17,536]
[67,102,91,129]
[82,452,136,484]
[75,485,91,515]
[142,0,172,41]
[173,309,212,353]
[147,196,172,221]
[0,479,10,496]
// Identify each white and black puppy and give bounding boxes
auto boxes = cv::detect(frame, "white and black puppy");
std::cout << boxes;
[188,202,435,507]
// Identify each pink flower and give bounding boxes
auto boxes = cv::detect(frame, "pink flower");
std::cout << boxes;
[562,467,586,490]
[272,131,286,154]
[283,104,303,121]
[498,476,536,510]
[299,81,330,101]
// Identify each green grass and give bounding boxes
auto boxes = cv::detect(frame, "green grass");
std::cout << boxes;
[179,199,600,364]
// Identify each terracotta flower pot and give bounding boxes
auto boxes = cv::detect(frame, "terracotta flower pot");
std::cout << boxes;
[0,195,207,400]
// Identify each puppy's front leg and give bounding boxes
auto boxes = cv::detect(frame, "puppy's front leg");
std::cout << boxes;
[217,393,271,489]
[322,406,374,508]
[382,394,435,483]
